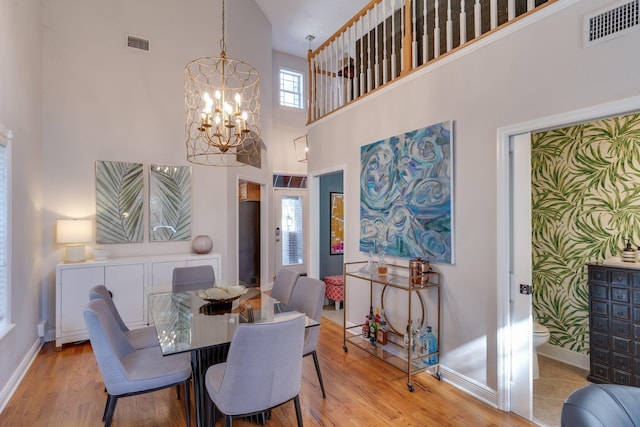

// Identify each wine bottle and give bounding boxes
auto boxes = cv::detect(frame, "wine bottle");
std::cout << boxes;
[363,315,370,338]
[377,309,388,345]
[424,326,438,365]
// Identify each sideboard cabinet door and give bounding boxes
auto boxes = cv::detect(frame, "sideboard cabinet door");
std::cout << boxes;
[58,266,104,339]
[56,259,146,348]
[105,264,145,324]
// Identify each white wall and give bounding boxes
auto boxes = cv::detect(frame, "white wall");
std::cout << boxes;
[0,0,43,406]
[272,51,308,175]
[308,0,640,392]
[40,0,272,337]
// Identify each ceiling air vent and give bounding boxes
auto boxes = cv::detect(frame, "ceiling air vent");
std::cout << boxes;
[126,35,150,52]
[585,0,639,47]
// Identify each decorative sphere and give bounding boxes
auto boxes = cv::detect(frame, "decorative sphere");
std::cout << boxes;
[192,235,213,254]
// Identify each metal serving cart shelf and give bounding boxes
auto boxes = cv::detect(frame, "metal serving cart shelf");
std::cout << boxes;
[342,261,441,392]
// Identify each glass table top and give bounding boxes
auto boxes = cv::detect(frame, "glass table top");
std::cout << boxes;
[149,284,319,355]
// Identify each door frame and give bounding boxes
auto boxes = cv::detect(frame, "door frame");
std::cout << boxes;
[496,95,640,413]
[237,176,269,291]
[308,164,348,281]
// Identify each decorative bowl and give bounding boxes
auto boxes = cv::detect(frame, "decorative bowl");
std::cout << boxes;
[196,285,248,302]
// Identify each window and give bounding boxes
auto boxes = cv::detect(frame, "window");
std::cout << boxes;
[281,196,304,266]
[279,68,304,109]
[0,125,10,333]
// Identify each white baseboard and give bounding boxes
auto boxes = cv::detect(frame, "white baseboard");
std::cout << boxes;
[438,365,499,408]
[538,343,589,371]
[0,338,43,414]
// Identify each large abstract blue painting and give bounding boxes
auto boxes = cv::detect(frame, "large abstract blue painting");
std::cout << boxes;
[360,121,453,263]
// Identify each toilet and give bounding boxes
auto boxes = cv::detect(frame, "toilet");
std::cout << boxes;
[533,322,550,380]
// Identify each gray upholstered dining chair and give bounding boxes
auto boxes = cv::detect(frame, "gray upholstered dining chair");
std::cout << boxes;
[287,276,326,398]
[205,315,306,427]
[89,285,159,349]
[269,268,300,304]
[83,299,192,427]
[172,264,215,292]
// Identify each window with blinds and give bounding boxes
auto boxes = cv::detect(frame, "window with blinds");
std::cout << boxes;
[281,195,304,266]
[0,126,10,331]
[279,68,304,109]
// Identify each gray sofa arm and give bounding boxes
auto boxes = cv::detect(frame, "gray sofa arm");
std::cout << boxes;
[561,384,640,427]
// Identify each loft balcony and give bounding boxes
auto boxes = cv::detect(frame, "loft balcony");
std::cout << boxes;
[307,0,555,124]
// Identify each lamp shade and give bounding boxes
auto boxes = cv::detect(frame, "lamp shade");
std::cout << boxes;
[57,220,92,244]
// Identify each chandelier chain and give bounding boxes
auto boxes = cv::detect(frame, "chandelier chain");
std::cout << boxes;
[220,0,226,53]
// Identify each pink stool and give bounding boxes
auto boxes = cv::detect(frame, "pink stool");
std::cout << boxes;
[324,275,344,310]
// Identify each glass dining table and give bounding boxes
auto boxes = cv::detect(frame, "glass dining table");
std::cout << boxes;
[148,282,319,427]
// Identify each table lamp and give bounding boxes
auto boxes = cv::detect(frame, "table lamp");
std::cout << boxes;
[57,219,92,262]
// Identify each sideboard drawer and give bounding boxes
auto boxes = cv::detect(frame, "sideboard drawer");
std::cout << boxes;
[591,331,609,349]
[591,315,609,333]
[613,336,631,354]
[612,303,630,320]
[591,363,610,382]
[612,320,631,338]
[611,270,630,286]
[591,284,608,301]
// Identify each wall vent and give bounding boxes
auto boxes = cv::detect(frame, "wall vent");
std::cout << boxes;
[585,0,639,47]
[126,35,150,52]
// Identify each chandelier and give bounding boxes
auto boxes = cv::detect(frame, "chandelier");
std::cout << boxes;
[185,0,261,167]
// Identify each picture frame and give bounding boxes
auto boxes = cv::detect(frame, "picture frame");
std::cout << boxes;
[95,160,144,244]
[330,192,344,255]
[149,164,192,241]
[359,120,454,263]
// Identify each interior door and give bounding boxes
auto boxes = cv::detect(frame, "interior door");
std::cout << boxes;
[274,189,308,275]
[510,132,533,419]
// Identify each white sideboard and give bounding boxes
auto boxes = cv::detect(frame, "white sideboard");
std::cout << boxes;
[148,253,221,294]
[55,253,221,348]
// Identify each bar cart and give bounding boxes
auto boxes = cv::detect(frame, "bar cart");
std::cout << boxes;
[342,261,441,392]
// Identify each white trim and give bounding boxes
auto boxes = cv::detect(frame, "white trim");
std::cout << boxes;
[236,175,270,289]
[0,338,43,414]
[308,163,348,281]
[0,124,13,142]
[439,366,499,408]
[0,125,10,332]
[538,343,590,371]
[496,94,640,412]
[0,322,14,342]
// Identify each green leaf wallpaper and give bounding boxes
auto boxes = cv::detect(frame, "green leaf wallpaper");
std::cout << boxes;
[532,112,640,354]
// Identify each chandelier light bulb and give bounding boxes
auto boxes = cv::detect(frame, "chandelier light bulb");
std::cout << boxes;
[203,92,213,114]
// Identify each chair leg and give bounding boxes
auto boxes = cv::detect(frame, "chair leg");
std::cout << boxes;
[311,351,326,398]
[104,395,118,427]
[224,414,233,427]
[293,395,303,427]
[183,379,191,427]
[176,384,181,400]
[102,394,111,422]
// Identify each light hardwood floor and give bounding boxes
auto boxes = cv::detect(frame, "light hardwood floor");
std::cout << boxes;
[1,318,534,426]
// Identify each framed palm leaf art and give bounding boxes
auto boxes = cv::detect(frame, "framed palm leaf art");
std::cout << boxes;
[149,164,191,241]
[96,160,144,243]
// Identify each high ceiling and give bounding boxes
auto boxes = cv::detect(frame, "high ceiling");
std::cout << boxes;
[254,0,370,58]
